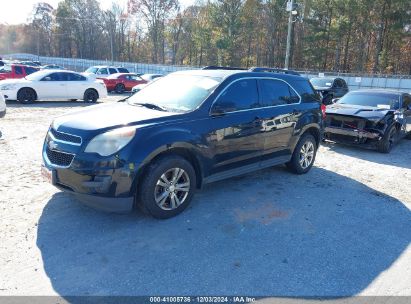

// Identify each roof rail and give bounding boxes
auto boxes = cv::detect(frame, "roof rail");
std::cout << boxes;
[202,65,247,71]
[249,67,301,76]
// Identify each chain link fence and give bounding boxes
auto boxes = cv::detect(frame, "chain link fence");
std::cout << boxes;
[5,53,411,92]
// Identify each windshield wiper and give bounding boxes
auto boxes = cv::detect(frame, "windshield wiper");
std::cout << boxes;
[133,102,168,112]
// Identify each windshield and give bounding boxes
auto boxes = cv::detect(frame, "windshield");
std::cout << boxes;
[0,65,12,73]
[127,74,222,112]
[25,70,52,81]
[85,67,98,74]
[337,92,400,109]
[310,78,334,87]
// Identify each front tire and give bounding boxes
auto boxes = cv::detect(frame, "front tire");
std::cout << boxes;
[137,155,197,219]
[286,134,317,174]
[17,88,36,104]
[378,125,398,153]
[83,89,98,103]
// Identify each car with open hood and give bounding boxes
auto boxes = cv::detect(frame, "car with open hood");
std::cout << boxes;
[41,67,323,218]
[324,89,411,153]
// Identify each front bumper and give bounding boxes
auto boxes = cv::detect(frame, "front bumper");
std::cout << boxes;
[324,126,382,145]
[42,128,137,213]
[0,89,17,100]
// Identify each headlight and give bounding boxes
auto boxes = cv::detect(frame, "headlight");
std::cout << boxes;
[84,126,136,156]
[0,84,17,90]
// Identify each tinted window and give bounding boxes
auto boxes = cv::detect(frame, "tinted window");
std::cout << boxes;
[214,79,259,112]
[293,80,321,102]
[259,79,300,106]
[25,67,38,75]
[109,68,117,74]
[97,68,108,75]
[42,73,64,81]
[403,95,411,109]
[117,68,129,73]
[67,73,86,81]
[15,66,23,75]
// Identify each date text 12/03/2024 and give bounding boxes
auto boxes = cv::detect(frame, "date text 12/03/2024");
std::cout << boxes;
[149,296,256,303]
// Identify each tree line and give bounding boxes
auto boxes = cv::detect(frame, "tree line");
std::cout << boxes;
[1,0,411,74]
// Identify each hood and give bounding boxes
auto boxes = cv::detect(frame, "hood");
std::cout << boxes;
[53,102,182,136]
[326,103,394,121]
[0,78,30,85]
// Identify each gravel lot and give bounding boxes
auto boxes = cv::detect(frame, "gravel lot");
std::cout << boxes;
[0,94,410,297]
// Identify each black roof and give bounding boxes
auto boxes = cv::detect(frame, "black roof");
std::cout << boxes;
[175,68,305,82]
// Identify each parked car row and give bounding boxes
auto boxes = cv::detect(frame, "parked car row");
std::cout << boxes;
[0,70,107,103]
[0,61,164,103]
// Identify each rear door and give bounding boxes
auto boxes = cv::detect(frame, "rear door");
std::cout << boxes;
[66,72,89,99]
[207,78,265,175]
[257,78,301,158]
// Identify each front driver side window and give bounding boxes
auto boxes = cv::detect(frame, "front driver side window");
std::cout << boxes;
[213,79,259,113]
[403,95,411,109]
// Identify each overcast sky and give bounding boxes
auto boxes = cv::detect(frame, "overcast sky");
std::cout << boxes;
[0,0,193,25]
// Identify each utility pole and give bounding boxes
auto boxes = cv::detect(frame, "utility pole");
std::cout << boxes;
[284,0,295,69]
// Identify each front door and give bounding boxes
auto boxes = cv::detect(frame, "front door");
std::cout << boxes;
[35,72,68,99]
[207,79,265,175]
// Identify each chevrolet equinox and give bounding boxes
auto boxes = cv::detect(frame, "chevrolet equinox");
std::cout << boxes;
[42,68,323,218]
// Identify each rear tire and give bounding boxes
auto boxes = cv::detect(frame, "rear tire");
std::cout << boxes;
[136,155,196,219]
[115,84,125,94]
[378,125,397,153]
[286,134,317,174]
[17,88,36,104]
[83,89,98,103]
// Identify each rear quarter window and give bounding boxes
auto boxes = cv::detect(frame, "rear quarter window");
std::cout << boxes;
[117,68,129,73]
[293,80,321,103]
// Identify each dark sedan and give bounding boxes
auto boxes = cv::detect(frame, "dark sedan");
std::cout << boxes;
[310,77,349,105]
[324,90,411,153]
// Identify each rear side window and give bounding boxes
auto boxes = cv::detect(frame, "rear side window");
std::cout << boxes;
[109,68,117,74]
[68,73,87,81]
[117,68,129,73]
[214,79,259,112]
[259,79,300,106]
[15,66,23,75]
[97,68,108,75]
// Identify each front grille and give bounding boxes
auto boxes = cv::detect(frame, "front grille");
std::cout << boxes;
[327,116,364,129]
[50,128,82,144]
[46,147,75,167]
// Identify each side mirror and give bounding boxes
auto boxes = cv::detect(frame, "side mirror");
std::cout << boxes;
[43,76,51,81]
[210,104,227,116]
[332,98,340,103]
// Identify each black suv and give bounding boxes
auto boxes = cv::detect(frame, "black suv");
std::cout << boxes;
[42,68,323,218]
[310,77,349,105]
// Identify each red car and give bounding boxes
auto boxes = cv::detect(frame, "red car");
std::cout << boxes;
[102,73,147,93]
[0,64,39,80]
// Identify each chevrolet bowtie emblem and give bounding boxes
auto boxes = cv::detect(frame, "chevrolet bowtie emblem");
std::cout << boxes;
[48,140,58,150]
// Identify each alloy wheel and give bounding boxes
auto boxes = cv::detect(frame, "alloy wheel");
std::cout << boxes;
[154,168,190,210]
[299,141,315,169]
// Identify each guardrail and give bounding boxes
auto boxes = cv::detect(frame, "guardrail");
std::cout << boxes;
[4,53,411,92]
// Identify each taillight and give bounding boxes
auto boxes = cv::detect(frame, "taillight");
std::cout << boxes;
[321,104,326,119]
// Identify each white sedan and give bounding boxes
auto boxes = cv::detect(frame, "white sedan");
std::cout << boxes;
[0,92,5,118]
[0,70,107,104]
